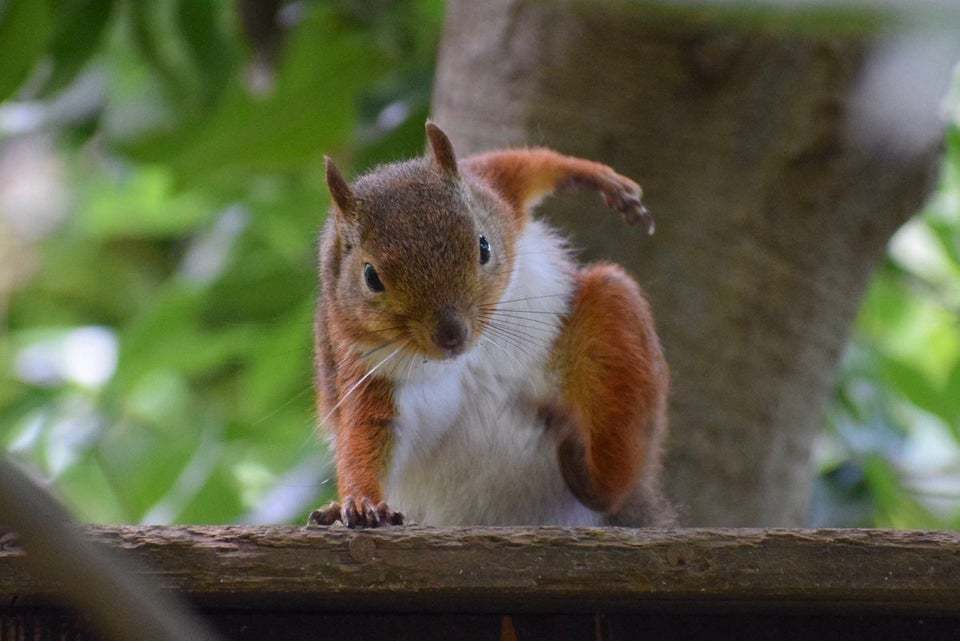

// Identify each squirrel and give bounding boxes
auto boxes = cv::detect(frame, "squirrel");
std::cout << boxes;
[310,121,673,528]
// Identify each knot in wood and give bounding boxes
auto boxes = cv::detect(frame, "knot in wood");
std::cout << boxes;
[664,546,711,574]
[348,535,376,563]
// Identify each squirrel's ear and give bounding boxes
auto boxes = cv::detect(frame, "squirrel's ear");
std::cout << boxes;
[325,156,356,218]
[425,120,458,178]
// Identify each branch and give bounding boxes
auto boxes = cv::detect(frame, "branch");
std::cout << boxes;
[0,457,221,641]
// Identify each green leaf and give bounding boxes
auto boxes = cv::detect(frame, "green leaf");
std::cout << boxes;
[124,6,379,187]
[175,461,243,523]
[236,303,313,422]
[863,456,944,529]
[127,0,195,109]
[928,219,960,271]
[97,423,202,521]
[41,0,115,95]
[75,164,216,238]
[110,285,256,396]
[855,269,912,339]
[876,353,955,424]
[0,0,53,101]
[943,361,960,440]
[200,250,314,325]
[176,0,237,109]
[55,454,129,522]
[7,236,174,328]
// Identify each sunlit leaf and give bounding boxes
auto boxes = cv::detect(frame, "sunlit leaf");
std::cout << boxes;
[876,353,956,425]
[75,165,217,238]
[863,455,943,529]
[124,6,379,188]
[175,460,243,523]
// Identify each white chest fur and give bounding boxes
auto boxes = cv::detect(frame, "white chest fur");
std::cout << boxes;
[383,221,601,526]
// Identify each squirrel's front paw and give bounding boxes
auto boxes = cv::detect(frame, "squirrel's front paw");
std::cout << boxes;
[307,497,403,529]
[599,173,655,235]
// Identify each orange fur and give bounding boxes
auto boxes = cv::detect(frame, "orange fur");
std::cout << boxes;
[464,148,637,220]
[550,263,668,513]
[327,339,396,503]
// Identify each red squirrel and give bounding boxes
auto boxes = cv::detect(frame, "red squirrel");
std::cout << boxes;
[310,122,673,527]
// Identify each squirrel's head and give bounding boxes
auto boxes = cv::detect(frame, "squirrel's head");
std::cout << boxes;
[324,122,516,361]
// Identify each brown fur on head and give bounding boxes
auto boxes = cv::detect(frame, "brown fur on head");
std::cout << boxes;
[322,123,516,361]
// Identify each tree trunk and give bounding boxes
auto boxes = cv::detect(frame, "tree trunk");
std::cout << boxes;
[431,0,946,525]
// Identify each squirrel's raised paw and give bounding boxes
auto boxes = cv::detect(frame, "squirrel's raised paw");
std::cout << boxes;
[599,174,655,235]
[307,497,403,529]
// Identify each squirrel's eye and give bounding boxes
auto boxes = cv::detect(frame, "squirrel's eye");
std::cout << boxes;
[363,263,385,293]
[479,235,491,265]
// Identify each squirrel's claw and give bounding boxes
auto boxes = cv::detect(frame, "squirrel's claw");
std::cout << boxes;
[601,176,655,235]
[627,204,655,235]
[306,498,404,528]
[307,501,342,527]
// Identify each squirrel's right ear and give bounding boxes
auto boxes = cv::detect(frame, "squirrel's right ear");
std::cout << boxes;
[425,120,458,178]
[325,156,356,218]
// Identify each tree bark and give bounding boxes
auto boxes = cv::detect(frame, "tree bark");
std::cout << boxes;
[430,0,945,525]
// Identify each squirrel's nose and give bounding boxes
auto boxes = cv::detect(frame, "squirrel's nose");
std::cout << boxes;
[433,306,469,355]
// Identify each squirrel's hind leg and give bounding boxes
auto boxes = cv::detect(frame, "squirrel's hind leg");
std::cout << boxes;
[545,263,672,522]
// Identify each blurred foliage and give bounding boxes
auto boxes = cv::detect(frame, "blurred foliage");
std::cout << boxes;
[0,0,443,524]
[815,128,960,529]
[0,0,958,527]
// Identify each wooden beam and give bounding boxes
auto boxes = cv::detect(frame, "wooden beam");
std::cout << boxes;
[2,527,959,615]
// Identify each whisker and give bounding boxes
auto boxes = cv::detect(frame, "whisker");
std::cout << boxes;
[481,323,539,358]
[480,311,560,330]
[508,250,564,258]
[356,340,397,359]
[250,385,313,428]
[478,334,527,372]
[480,322,556,345]
[332,340,395,372]
[402,350,417,382]
[483,322,554,353]
[319,343,406,426]
[480,307,566,316]
[365,325,406,334]
[480,323,530,353]
[480,293,567,307]
[480,315,557,339]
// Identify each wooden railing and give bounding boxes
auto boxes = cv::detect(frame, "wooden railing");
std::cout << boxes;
[2,526,959,640]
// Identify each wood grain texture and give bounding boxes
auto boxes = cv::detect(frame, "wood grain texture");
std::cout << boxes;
[2,527,959,615]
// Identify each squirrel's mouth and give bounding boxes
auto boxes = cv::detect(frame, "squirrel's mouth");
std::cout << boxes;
[415,338,470,362]
[390,313,478,363]
[409,334,475,363]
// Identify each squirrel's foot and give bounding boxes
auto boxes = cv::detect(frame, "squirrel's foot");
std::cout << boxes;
[307,497,403,529]
[599,173,655,235]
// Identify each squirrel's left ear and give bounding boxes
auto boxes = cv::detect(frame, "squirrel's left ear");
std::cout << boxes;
[425,120,458,178]
[325,156,357,219]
